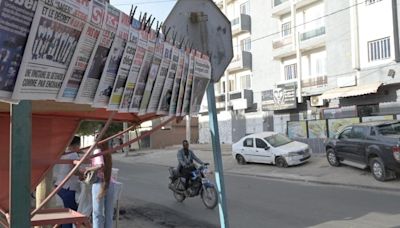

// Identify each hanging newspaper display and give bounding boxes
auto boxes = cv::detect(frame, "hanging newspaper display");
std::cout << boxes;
[138,33,164,115]
[190,53,211,115]
[57,0,105,102]
[175,49,190,116]
[168,48,185,116]
[157,45,180,115]
[12,0,88,100]
[74,3,119,104]
[129,30,157,113]
[0,0,38,100]
[92,12,130,108]
[181,50,196,116]
[118,27,147,112]
[147,42,172,113]
[107,19,140,110]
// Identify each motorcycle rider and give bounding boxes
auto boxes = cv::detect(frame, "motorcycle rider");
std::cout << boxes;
[177,140,206,193]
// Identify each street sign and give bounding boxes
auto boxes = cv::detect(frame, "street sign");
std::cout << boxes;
[164,0,233,82]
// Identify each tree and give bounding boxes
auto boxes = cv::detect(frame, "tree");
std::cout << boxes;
[77,121,124,137]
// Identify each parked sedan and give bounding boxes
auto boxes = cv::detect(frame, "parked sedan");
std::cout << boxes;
[232,132,311,167]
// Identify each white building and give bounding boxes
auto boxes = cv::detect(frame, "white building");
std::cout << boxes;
[199,0,400,144]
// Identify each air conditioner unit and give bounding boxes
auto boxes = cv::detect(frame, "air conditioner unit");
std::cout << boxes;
[310,95,324,107]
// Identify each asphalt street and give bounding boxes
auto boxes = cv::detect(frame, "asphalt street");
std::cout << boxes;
[115,161,400,228]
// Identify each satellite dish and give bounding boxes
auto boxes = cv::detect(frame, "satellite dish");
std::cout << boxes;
[164,0,233,82]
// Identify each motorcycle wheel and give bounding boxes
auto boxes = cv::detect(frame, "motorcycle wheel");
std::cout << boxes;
[201,187,218,209]
[173,192,186,202]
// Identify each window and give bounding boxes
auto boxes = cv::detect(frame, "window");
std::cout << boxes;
[256,138,268,148]
[264,134,292,147]
[284,63,297,80]
[240,75,251,90]
[365,0,383,5]
[240,38,251,52]
[281,21,291,37]
[376,123,400,135]
[240,1,250,15]
[368,37,391,62]
[243,138,254,147]
[351,126,368,139]
[339,128,352,139]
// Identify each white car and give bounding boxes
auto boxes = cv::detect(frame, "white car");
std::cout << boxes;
[232,132,311,167]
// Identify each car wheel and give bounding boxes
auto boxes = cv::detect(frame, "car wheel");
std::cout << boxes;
[370,157,387,182]
[326,148,340,167]
[236,154,246,165]
[275,157,288,168]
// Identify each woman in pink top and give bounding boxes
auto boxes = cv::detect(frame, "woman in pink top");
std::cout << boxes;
[85,138,115,228]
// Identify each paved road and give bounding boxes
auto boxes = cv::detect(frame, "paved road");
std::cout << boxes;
[114,161,400,228]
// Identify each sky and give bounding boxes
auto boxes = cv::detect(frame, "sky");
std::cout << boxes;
[110,0,176,23]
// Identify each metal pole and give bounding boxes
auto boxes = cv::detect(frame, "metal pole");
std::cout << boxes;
[207,84,229,228]
[9,100,32,228]
[123,122,129,156]
[186,116,191,143]
[194,11,229,228]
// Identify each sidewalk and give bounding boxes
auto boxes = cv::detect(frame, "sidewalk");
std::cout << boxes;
[113,144,400,192]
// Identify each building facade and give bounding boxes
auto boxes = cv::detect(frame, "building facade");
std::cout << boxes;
[199,0,400,144]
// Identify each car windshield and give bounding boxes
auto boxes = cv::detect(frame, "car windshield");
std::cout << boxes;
[264,134,292,147]
[376,123,400,135]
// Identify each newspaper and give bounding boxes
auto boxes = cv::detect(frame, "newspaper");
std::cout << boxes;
[138,34,164,115]
[156,46,180,115]
[107,19,140,110]
[190,53,211,115]
[92,12,130,108]
[74,3,120,104]
[146,42,172,113]
[175,49,190,116]
[57,0,106,102]
[129,30,157,113]
[118,28,147,112]
[0,0,38,100]
[12,0,89,100]
[168,49,185,116]
[181,50,196,116]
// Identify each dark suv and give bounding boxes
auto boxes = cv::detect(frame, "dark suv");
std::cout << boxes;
[325,121,400,181]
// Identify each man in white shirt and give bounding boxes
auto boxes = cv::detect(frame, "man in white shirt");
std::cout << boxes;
[54,136,81,228]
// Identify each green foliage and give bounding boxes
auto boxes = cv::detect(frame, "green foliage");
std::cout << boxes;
[77,121,124,137]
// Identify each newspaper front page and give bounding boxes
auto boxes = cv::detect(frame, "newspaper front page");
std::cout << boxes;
[118,28,147,112]
[190,53,211,115]
[168,49,184,116]
[57,0,106,102]
[92,11,130,108]
[146,42,172,113]
[107,20,140,110]
[12,0,89,100]
[138,34,164,115]
[129,30,157,113]
[0,0,38,100]
[74,3,119,104]
[181,50,196,116]
[156,46,180,115]
[175,50,190,116]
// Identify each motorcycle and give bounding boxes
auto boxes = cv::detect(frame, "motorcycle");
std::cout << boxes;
[168,164,218,209]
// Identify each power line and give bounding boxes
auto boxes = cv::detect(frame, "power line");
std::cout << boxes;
[246,0,369,47]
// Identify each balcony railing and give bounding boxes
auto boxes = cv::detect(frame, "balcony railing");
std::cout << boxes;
[300,26,326,41]
[227,51,252,73]
[272,36,292,49]
[273,0,289,7]
[231,14,251,35]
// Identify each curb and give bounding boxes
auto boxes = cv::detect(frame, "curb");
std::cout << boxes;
[226,171,400,193]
